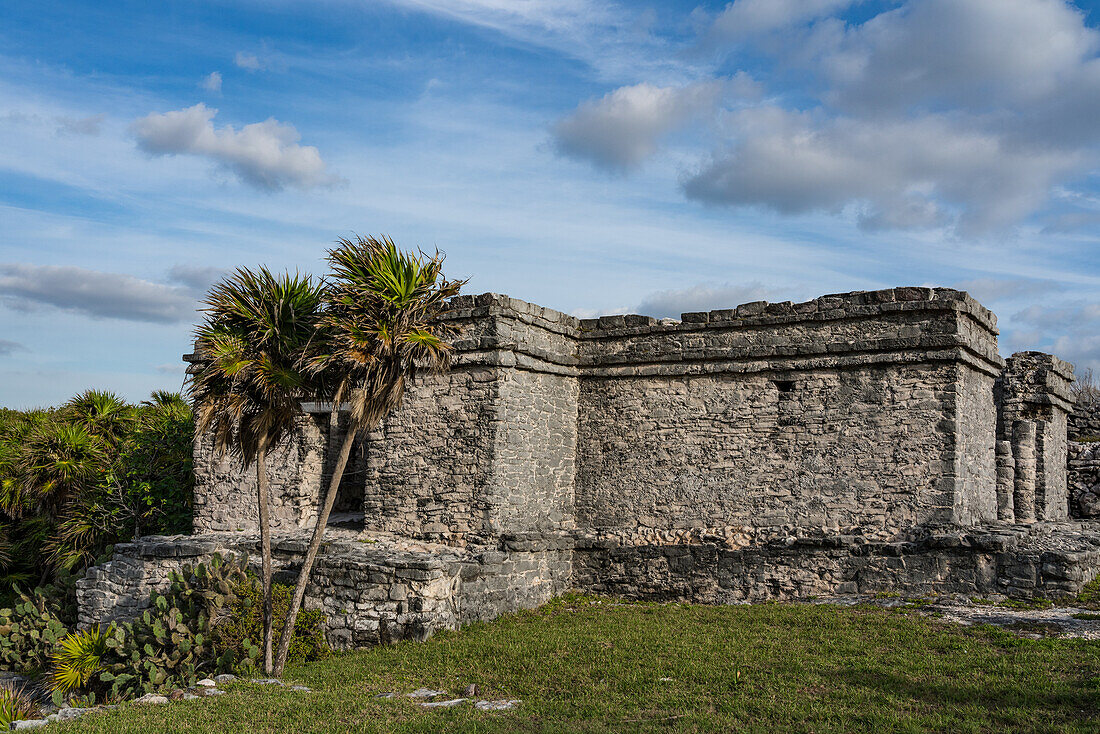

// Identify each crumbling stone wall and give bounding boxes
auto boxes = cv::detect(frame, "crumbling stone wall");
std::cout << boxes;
[191,413,328,533]
[1069,441,1100,518]
[154,285,1094,634]
[1069,398,1100,440]
[997,352,1074,521]
[76,531,573,649]
[360,368,500,544]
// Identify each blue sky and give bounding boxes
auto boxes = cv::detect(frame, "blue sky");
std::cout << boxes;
[1,0,1099,408]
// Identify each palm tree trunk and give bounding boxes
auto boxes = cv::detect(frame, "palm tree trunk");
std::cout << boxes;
[271,411,357,677]
[256,446,274,676]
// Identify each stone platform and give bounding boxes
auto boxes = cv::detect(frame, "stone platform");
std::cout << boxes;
[77,529,572,649]
[78,522,1100,647]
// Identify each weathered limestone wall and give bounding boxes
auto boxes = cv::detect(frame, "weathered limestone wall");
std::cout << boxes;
[485,369,578,538]
[360,368,500,544]
[954,364,998,525]
[573,523,1100,603]
[1069,398,1100,440]
[577,366,958,542]
[572,289,1003,541]
[76,532,573,649]
[191,413,328,533]
[1069,441,1100,518]
[998,352,1075,521]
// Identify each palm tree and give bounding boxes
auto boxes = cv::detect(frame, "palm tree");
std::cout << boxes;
[62,390,133,446]
[188,267,326,675]
[271,235,463,676]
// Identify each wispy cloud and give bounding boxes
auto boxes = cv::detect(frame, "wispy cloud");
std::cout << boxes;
[131,103,339,191]
[55,114,104,136]
[0,340,27,357]
[0,264,199,324]
[234,51,264,71]
[553,76,757,172]
[952,277,1062,304]
[200,71,222,93]
[636,281,777,319]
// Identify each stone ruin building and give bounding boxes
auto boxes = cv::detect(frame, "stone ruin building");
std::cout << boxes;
[78,287,1100,648]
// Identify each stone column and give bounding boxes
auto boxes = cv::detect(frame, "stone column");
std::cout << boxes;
[997,352,1075,522]
[995,440,1015,522]
[1012,420,1037,523]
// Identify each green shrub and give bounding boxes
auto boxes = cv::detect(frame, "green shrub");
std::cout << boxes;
[0,588,70,676]
[211,580,329,672]
[0,391,194,597]
[4,556,327,703]
[0,679,38,729]
[49,625,111,695]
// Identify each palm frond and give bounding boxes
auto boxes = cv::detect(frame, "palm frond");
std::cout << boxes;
[188,266,327,467]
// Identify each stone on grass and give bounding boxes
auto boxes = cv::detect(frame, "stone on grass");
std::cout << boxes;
[197,678,217,687]
[183,693,200,700]
[11,720,48,730]
[374,692,397,699]
[202,688,226,696]
[133,694,170,705]
[252,678,283,686]
[475,699,521,711]
[418,698,467,708]
[288,685,311,692]
[407,688,447,699]
[56,707,89,721]
[463,683,479,697]
[214,674,237,684]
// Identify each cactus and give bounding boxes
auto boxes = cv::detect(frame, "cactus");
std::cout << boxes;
[0,587,70,676]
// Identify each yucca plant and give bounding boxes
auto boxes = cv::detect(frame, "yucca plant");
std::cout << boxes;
[0,679,38,729]
[271,235,463,676]
[188,267,326,674]
[49,625,111,695]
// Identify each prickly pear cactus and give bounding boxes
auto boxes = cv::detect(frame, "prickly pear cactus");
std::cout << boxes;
[0,589,70,675]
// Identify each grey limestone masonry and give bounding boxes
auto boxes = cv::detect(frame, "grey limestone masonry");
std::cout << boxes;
[79,287,1100,646]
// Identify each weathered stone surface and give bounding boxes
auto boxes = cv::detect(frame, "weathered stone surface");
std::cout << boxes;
[75,287,1096,647]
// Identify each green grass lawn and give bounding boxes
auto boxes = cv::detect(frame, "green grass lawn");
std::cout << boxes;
[57,595,1100,733]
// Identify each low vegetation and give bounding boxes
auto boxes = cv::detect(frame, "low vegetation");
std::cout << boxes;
[0,390,193,604]
[54,595,1100,733]
[0,556,327,720]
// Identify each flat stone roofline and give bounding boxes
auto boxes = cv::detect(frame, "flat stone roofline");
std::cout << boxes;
[443,286,998,336]
[441,285,1005,378]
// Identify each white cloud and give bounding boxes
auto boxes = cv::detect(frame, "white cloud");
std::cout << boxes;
[131,103,338,191]
[709,0,859,42]
[201,71,222,93]
[821,0,1098,113]
[234,52,263,71]
[636,281,776,318]
[557,0,1100,235]
[682,106,1081,234]
[552,76,756,171]
[0,264,199,323]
